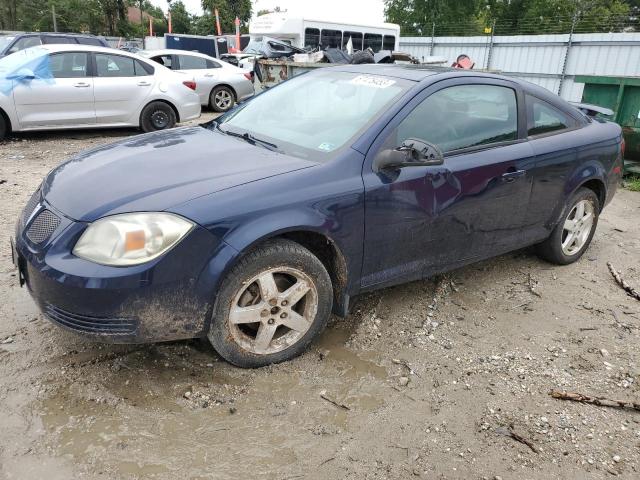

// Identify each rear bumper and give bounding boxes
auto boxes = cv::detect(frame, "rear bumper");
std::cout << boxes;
[234,80,255,103]
[14,197,229,343]
[178,100,201,122]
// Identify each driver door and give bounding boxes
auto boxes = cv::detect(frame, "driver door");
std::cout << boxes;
[361,79,536,289]
[12,51,95,128]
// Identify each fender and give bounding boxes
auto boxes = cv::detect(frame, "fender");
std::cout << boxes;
[548,160,607,228]
[222,208,357,304]
[197,215,354,331]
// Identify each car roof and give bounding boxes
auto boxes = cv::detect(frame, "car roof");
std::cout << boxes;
[19,32,101,37]
[29,44,135,56]
[141,49,214,60]
[328,64,580,114]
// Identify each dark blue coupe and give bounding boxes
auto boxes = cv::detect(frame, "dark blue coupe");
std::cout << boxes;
[13,65,623,367]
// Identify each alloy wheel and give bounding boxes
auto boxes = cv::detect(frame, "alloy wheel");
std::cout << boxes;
[228,266,318,355]
[215,90,233,110]
[561,199,595,256]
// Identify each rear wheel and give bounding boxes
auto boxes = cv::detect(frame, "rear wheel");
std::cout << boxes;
[536,187,599,265]
[210,86,235,112]
[140,101,176,132]
[208,239,333,368]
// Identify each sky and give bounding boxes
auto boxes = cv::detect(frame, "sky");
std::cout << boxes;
[150,0,386,24]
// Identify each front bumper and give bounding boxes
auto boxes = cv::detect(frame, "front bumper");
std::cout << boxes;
[14,193,229,343]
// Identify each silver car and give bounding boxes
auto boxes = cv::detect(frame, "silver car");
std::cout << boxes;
[139,49,255,112]
[0,44,201,139]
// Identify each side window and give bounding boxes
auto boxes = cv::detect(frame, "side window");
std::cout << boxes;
[8,36,41,54]
[363,33,382,52]
[134,60,153,76]
[151,55,173,69]
[42,36,74,44]
[206,59,221,69]
[320,29,342,48]
[527,95,574,136]
[383,35,396,51]
[95,54,137,77]
[393,84,518,153]
[178,55,208,70]
[342,31,363,50]
[304,28,320,49]
[48,52,88,78]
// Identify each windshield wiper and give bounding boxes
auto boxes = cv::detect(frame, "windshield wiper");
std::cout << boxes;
[216,124,280,152]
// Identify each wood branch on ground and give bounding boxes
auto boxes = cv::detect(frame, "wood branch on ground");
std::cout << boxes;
[320,390,350,410]
[549,390,640,412]
[607,262,640,301]
[495,425,539,453]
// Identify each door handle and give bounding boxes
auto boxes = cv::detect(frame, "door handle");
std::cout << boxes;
[501,169,526,183]
[137,81,151,86]
[73,82,90,88]
[204,73,215,77]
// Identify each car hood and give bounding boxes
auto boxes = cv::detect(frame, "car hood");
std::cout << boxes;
[42,126,316,222]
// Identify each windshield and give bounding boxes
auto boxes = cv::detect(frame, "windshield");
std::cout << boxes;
[218,70,411,160]
[0,36,15,52]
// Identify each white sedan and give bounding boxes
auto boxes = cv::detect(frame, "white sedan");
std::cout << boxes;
[139,49,255,112]
[0,44,201,139]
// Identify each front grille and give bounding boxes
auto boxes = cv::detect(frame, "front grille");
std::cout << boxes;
[44,304,138,335]
[21,189,40,225]
[26,209,60,244]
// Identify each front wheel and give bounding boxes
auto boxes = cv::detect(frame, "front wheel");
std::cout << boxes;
[210,86,235,113]
[208,239,333,368]
[536,187,600,265]
[140,101,177,132]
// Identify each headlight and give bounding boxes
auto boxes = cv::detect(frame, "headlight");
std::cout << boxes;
[73,213,194,266]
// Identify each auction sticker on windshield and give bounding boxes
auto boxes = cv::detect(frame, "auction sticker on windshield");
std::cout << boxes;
[349,75,396,89]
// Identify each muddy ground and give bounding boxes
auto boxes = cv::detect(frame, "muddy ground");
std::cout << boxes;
[1,115,640,480]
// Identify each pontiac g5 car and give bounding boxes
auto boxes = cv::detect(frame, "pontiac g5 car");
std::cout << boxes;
[0,44,201,139]
[12,66,623,368]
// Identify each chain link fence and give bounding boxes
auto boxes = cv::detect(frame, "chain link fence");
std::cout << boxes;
[399,14,640,37]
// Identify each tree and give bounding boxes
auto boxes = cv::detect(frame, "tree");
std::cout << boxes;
[385,0,633,36]
[384,0,483,35]
[200,0,251,33]
[168,0,192,33]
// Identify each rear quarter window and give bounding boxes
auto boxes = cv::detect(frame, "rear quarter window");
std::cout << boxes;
[527,95,577,136]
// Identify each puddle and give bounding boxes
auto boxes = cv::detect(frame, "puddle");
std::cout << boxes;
[37,321,389,478]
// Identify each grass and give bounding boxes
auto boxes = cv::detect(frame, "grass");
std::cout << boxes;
[625,176,640,192]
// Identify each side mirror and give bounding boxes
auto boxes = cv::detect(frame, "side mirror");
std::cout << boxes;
[373,138,444,172]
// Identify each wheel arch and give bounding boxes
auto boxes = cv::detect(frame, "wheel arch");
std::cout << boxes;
[209,83,238,109]
[223,227,351,317]
[0,106,12,135]
[578,178,606,212]
[547,163,608,230]
[210,83,238,104]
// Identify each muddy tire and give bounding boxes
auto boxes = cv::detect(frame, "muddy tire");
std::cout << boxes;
[140,101,176,132]
[208,239,333,368]
[351,50,375,64]
[536,187,600,265]
[210,85,235,113]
